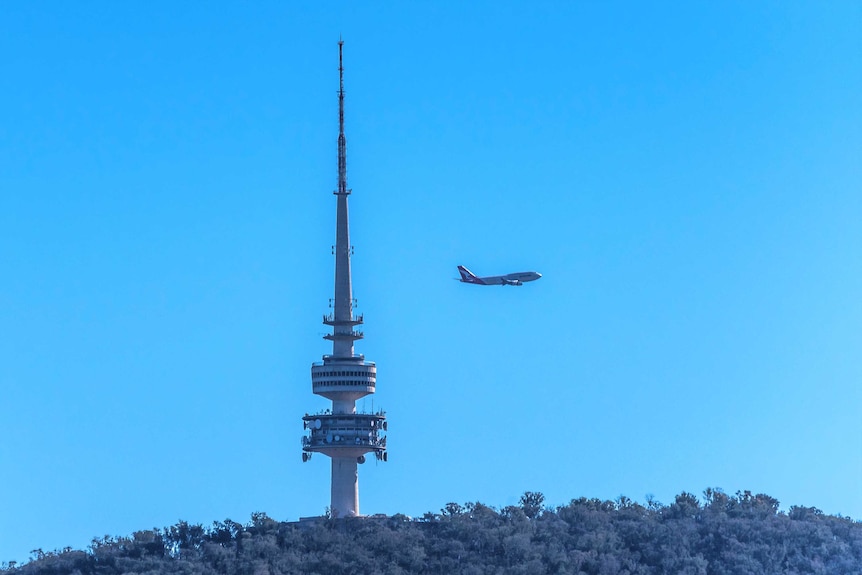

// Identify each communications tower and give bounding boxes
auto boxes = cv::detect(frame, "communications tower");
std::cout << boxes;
[301,40,387,518]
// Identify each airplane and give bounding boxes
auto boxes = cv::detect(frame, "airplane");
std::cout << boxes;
[457,265,542,286]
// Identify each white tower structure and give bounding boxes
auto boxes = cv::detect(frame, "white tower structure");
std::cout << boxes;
[301,40,387,518]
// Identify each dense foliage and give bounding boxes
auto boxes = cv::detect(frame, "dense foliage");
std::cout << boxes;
[4,489,860,574]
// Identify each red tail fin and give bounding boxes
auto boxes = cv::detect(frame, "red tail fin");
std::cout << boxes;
[457,265,485,284]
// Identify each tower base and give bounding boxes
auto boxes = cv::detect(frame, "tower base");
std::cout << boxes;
[331,456,359,517]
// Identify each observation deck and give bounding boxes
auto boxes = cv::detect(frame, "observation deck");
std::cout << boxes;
[311,362,376,397]
[301,411,387,462]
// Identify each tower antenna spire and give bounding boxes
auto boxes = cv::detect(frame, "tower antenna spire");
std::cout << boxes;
[337,40,347,196]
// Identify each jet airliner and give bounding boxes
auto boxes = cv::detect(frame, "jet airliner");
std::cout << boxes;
[457,265,542,286]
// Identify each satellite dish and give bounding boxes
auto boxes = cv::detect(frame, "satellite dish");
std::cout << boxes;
[357,455,366,464]
[334,435,341,442]
[326,432,333,443]
[314,419,322,430]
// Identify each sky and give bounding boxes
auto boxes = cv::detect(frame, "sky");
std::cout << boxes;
[1,0,860,564]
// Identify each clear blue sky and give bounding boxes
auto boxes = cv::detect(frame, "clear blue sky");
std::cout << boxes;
[1,1,860,564]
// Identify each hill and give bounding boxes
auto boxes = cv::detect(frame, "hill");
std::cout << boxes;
[4,489,860,574]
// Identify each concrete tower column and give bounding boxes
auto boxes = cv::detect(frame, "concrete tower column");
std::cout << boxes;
[331,456,359,517]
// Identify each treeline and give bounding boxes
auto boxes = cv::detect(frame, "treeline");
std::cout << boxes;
[4,489,861,574]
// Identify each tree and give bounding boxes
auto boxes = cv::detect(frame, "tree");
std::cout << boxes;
[519,491,545,519]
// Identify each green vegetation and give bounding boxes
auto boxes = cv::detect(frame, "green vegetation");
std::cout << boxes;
[4,489,860,574]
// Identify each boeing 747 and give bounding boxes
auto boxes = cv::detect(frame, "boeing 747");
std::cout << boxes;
[457,265,542,286]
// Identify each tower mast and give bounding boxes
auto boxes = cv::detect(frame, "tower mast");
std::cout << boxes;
[301,40,387,518]
[337,40,348,197]
[331,39,356,361]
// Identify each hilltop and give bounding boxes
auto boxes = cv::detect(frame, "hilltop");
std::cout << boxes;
[4,489,861,574]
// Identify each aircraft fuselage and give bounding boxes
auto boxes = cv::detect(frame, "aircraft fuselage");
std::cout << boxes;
[457,265,542,286]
